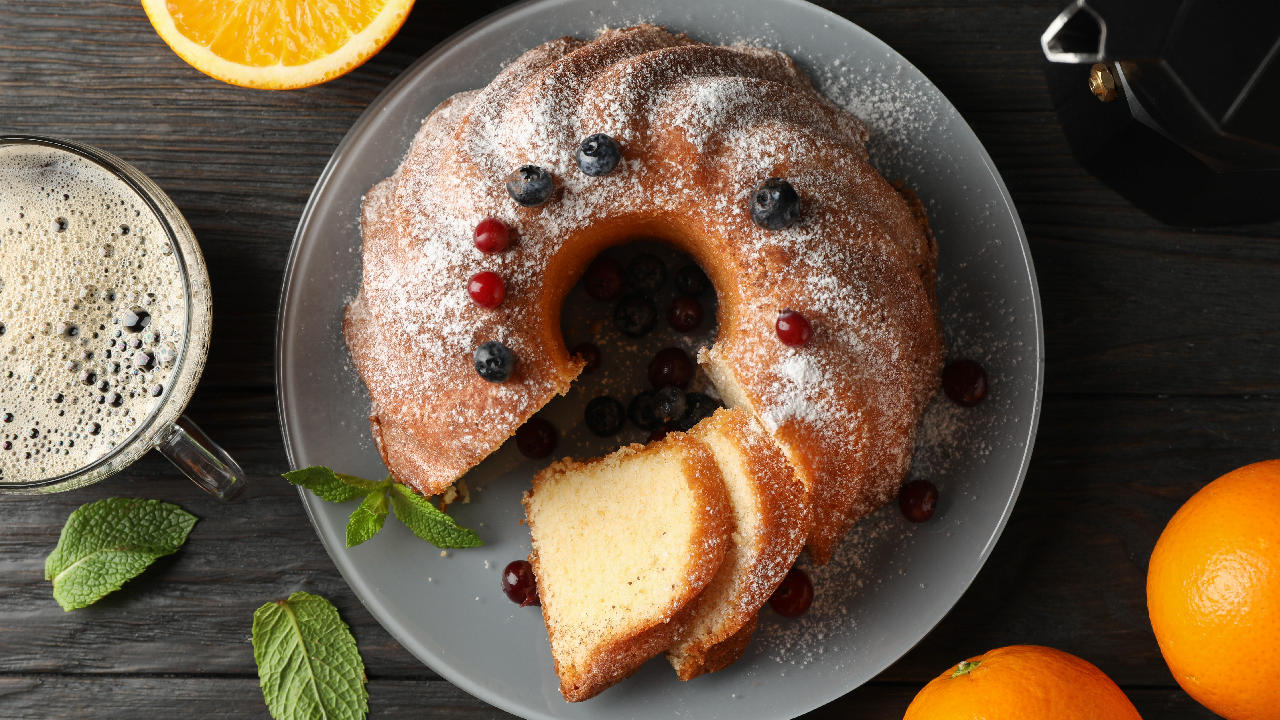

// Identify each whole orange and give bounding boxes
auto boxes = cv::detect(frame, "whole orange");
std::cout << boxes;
[902,645,1142,719]
[1147,459,1280,720]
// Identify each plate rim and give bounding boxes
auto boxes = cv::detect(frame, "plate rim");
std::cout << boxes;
[275,0,1045,716]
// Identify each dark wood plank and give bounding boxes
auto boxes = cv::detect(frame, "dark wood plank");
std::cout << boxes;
[0,676,1216,719]
[0,676,513,719]
[0,0,1273,717]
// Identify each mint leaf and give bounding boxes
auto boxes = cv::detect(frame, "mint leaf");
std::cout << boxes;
[389,484,482,549]
[288,465,482,550]
[283,466,381,503]
[345,488,389,548]
[44,498,197,611]
[252,591,367,720]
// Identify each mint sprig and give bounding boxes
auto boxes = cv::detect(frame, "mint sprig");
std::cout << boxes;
[345,489,388,547]
[252,591,367,720]
[285,466,482,549]
[44,498,197,611]
[282,466,381,503]
[387,483,483,548]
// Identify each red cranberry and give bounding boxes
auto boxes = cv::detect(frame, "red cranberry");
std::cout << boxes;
[668,296,703,332]
[648,347,693,389]
[501,560,539,606]
[769,568,813,617]
[899,480,939,523]
[515,418,557,459]
[468,271,505,308]
[943,359,988,407]
[474,217,511,253]
[571,342,601,374]
[584,257,625,301]
[775,310,811,346]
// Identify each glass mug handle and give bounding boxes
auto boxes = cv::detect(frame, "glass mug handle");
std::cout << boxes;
[155,416,246,501]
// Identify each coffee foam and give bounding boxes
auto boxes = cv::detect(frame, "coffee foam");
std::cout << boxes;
[0,144,186,483]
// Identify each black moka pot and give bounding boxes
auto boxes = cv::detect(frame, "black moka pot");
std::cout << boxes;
[1041,0,1280,226]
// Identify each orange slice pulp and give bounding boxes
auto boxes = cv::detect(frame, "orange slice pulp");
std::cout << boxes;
[142,0,415,89]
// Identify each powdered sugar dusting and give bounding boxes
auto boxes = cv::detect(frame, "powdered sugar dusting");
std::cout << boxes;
[753,266,1027,670]
[760,352,826,431]
[346,25,941,564]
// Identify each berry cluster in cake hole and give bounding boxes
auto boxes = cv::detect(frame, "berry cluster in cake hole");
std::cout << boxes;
[584,252,720,441]
[517,244,728,472]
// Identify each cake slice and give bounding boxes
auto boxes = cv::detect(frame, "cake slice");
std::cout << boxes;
[524,434,733,702]
[666,408,811,680]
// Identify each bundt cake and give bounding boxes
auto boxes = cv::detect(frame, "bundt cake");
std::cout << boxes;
[666,408,809,680]
[344,24,941,564]
[523,433,732,702]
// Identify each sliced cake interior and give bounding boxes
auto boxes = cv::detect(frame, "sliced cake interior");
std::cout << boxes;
[524,434,732,702]
[666,408,811,680]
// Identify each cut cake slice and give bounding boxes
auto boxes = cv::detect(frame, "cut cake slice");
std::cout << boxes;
[666,408,811,680]
[523,433,732,702]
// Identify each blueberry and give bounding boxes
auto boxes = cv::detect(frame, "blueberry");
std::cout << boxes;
[627,391,662,431]
[576,133,621,176]
[674,392,720,431]
[584,396,625,436]
[613,294,657,337]
[474,340,516,382]
[653,386,687,424]
[674,264,710,296]
[750,178,800,230]
[626,253,666,292]
[505,165,554,207]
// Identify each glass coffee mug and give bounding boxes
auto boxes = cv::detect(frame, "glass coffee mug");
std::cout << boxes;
[0,136,244,500]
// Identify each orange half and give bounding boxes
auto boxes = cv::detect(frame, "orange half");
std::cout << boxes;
[142,0,415,90]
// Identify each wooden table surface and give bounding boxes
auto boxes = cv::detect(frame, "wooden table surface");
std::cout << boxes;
[2,1,1277,718]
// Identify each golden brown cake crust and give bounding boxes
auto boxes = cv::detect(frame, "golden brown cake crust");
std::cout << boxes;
[346,24,941,555]
[667,408,810,680]
[524,435,733,702]
[694,612,758,678]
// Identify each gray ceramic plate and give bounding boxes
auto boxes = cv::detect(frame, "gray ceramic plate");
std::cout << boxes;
[276,1,1043,718]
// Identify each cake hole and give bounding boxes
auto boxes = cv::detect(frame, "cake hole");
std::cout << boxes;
[535,240,723,459]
